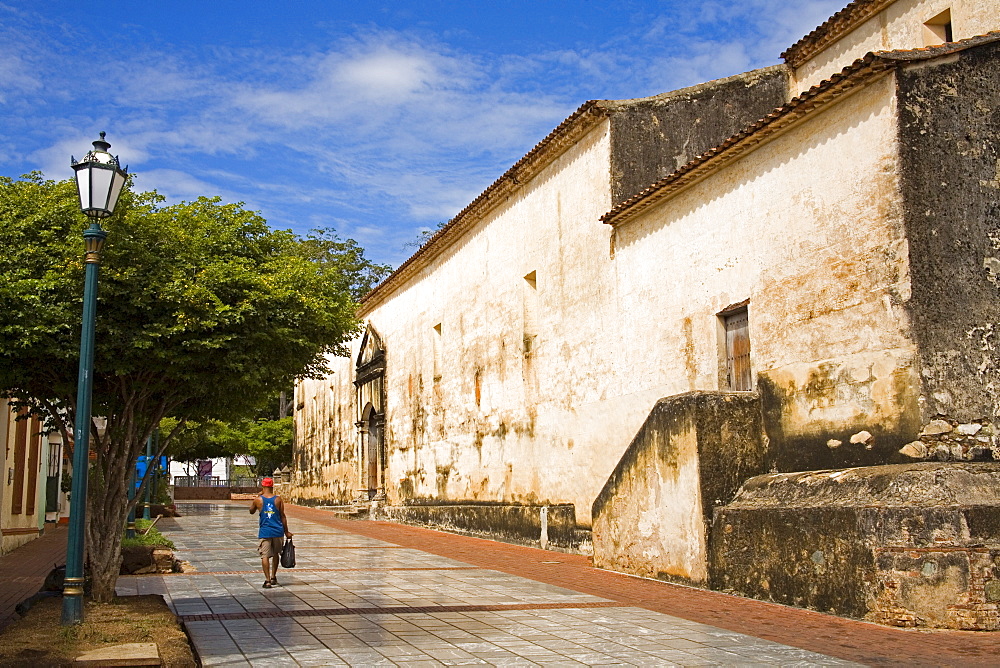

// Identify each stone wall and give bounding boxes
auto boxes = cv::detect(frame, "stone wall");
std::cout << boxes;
[899,417,999,461]
[607,66,789,205]
[592,391,767,586]
[379,502,584,551]
[710,463,1000,630]
[897,38,1000,426]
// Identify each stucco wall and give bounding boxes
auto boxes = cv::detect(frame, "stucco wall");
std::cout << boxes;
[294,120,646,523]
[292,354,358,504]
[612,74,920,472]
[592,392,767,585]
[791,0,1000,94]
[895,39,1000,425]
[377,121,620,522]
[294,62,939,525]
[1,402,45,554]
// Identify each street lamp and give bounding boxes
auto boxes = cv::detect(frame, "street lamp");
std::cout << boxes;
[61,132,127,625]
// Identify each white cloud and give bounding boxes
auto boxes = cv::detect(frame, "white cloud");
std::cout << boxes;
[0,53,41,102]
[131,168,235,204]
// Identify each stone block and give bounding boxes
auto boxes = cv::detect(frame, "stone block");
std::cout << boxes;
[710,463,1000,630]
[899,441,927,458]
[593,391,767,586]
[920,420,954,437]
[74,642,160,666]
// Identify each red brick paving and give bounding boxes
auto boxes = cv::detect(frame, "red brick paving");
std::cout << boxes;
[0,524,67,630]
[286,503,1000,667]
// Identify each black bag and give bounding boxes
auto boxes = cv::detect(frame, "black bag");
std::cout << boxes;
[280,538,296,568]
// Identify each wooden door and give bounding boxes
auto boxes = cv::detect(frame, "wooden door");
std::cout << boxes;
[725,310,752,391]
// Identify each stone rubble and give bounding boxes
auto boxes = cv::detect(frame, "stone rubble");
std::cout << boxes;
[899,417,998,461]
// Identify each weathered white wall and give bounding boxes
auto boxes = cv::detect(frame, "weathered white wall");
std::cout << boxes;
[613,75,918,447]
[791,0,1000,93]
[295,73,924,530]
[296,119,673,522]
[591,422,708,583]
[293,354,358,501]
[372,120,629,523]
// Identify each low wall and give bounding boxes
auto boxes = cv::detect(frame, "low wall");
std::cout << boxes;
[173,486,258,500]
[591,391,767,585]
[173,487,230,500]
[710,463,1000,630]
[379,502,586,551]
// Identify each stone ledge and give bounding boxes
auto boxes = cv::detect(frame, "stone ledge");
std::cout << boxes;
[711,462,1000,630]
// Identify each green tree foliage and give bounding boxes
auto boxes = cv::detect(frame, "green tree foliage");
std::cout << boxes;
[159,417,232,464]
[0,173,375,600]
[296,227,391,301]
[165,416,293,477]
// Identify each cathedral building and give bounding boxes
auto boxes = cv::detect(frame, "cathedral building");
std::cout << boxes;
[293,0,1000,629]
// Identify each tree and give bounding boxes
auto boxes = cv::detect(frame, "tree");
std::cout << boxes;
[295,227,391,301]
[164,415,293,477]
[0,173,373,601]
[403,219,450,252]
[159,418,232,465]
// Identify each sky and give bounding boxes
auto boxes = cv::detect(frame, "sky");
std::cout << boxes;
[0,0,846,267]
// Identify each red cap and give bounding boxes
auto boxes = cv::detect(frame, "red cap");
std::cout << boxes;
[261,477,274,487]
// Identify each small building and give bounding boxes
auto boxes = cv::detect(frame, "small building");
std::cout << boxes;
[0,399,62,553]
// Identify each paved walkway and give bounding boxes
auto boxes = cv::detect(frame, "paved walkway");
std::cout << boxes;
[0,524,66,630]
[116,502,998,667]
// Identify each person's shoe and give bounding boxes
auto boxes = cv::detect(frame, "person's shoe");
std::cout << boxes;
[270,577,278,586]
[263,581,272,589]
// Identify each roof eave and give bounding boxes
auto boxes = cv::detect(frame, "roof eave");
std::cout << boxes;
[358,101,610,316]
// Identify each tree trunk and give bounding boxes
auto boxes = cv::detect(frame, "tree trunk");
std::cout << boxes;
[86,458,132,602]
[85,415,170,602]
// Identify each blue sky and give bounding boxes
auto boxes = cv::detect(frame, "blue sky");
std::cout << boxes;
[0,1,845,267]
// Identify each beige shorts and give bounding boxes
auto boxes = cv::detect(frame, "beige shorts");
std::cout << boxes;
[257,536,283,558]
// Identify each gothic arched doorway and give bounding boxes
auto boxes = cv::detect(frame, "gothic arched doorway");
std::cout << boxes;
[355,326,386,501]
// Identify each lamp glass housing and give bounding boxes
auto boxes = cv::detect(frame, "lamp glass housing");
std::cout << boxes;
[72,135,128,219]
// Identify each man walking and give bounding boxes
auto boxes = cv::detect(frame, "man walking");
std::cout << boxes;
[249,476,292,588]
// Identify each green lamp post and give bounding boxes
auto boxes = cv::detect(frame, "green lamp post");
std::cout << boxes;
[61,132,128,625]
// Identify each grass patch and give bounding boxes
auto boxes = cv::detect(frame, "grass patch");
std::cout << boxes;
[0,595,196,667]
[122,519,175,549]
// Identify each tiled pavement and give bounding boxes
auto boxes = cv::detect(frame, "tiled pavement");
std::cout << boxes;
[1,505,994,666]
[118,503,865,666]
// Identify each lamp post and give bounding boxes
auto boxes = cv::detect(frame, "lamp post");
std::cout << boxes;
[61,132,127,625]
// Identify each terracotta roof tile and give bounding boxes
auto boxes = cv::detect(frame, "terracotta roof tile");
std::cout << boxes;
[781,0,897,67]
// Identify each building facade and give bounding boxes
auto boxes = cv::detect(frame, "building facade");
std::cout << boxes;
[293,0,1000,627]
[0,399,61,554]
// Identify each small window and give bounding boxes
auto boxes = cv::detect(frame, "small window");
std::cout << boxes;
[523,272,538,356]
[723,307,752,391]
[923,9,952,46]
[432,323,442,381]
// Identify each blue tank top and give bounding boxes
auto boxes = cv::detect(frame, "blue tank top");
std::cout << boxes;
[258,495,284,538]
